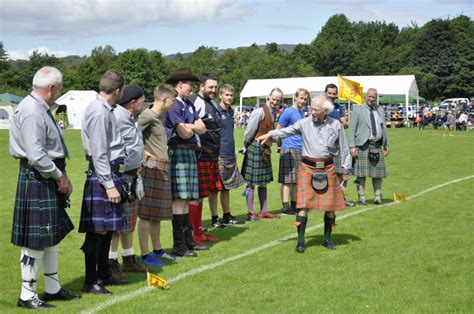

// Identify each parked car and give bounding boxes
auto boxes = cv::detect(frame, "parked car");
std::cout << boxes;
[439,98,469,111]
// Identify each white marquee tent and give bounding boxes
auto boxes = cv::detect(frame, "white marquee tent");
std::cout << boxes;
[56,90,98,129]
[239,75,420,110]
[0,100,15,129]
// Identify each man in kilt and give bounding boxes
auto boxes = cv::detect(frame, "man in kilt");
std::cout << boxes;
[137,84,178,265]
[164,68,208,257]
[188,74,226,245]
[10,66,79,308]
[257,96,351,252]
[276,88,309,215]
[242,88,283,221]
[108,84,147,279]
[326,83,355,207]
[216,84,246,225]
[79,70,128,294]
[349,88,389,205]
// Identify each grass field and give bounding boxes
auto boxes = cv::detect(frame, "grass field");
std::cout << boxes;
[0,127,473,313]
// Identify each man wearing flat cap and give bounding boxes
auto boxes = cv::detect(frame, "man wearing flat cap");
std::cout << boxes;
[164,68,208,257]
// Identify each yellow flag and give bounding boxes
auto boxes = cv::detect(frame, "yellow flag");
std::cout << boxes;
[147,271,170,289]
[393,193,407,202]
[338,75,365,104]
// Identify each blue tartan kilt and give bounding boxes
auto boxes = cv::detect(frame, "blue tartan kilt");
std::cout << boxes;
[169,147,199,200]
[11,165,74,249]
[241,142,273,186]
[278,148,302,184]
[78,170,127,233]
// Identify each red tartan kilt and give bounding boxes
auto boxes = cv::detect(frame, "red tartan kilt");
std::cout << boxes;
[296,161,346,212]
[197,161,223,198]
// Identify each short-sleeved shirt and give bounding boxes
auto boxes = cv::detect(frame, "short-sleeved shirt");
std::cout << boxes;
[165,97,199,146]
[139,108,169,161]
[329,102,345,121]
[278,106,304,149]
[216,103,235,158]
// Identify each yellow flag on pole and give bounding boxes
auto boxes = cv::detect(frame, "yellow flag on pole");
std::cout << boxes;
[338,75,365,104]
[147,271,170,289]
[393,193,407,202]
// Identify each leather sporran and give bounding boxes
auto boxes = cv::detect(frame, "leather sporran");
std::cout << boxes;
[262,147,271,163]
[368,148,380,164]
[311,172,328,193]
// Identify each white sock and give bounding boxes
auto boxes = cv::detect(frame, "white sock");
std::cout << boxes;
[20,247,44,301]
[109,251,118,259]
[122,248,134,257]
[43,245,61,294]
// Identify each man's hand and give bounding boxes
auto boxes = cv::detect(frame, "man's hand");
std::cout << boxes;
[384,146,390,157]
[256,133,272,145]
[67,179,73,196]
[342,174,351,181]
[56,175,70,194]
[350,148,357,158]
[106,187,121,204]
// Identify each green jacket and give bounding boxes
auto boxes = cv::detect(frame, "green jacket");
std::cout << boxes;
[349,104,389,148]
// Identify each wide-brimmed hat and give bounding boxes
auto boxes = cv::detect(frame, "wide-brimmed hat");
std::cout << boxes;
[166,67,199,84]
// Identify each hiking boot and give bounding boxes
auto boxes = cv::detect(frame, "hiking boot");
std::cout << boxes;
[122,255,146,273]
[108,258,126,280]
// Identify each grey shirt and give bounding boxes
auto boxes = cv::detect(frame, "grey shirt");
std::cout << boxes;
[81,94,125,189]
[114,105,144,172]
[9,91,66,179]
[270,116,351,173]
[243,104,275,147]
[366,104,383,142]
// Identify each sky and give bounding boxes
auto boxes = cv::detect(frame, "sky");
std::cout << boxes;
[0,0,472,60]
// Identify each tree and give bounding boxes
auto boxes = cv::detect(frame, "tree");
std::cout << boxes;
[77,45,117,90]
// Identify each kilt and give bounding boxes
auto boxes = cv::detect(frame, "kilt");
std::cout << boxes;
[296,159,346,212]
[197,161,223,198]
[138,158,172,221]
[218,156,245,190]
[333,153,344,174]
[241,142,273,186]
[353,143,387,178]
[169,147,199,200]
[119,200,138,235]
[79,170,127,233]
[11,164,74,249]
[278,148,302,184]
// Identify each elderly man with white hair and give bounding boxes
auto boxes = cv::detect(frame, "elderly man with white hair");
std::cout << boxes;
[257,96,351,253]
[10,66,79,308]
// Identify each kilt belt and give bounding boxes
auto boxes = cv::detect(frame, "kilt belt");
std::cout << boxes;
[302,157,333,168]
[20,158,66,177]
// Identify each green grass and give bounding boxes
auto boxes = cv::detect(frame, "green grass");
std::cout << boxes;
[0,127,473,313]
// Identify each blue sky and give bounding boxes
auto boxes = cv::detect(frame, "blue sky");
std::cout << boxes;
[0,0,472,60]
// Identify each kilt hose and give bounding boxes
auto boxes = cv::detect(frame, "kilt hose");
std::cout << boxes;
[296,159,346,212]
[79,170,127,233]
[353,142,387,178]
[241,142,273,186]
[278,148,302,184]
[119,200,138,235]
[218,155,245,190]
[197,161,223,198]
[169,147,199,200]
[138,158,172,221]
[11,163,74,249]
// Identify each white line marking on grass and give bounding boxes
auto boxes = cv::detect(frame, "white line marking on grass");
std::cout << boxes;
[81,175,474,314]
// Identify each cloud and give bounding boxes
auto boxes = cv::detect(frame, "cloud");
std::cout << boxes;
[7,47,77,60]
[265,24,312,31]
[0,0,254,38]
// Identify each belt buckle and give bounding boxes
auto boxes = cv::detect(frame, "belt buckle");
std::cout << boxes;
[316,161,325,169]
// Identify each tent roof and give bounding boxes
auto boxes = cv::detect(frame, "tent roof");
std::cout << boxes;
[0,92,24,104]
[56,90,98,105]
[240,75,419,101]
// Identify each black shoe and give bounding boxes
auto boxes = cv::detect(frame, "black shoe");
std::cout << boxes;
[344,200,355,207]
[17,296,55,309]
[182,249,198,257]
[82,280,112,294]
[374,199,383,205]
[211,219,227,229]
[322,240,336,250]
[43,288,81,301]
[222,215,245,225]
[295,243,305,253]
[358,200,368,206]
[281,208,296,215]
[101,273,128,286]
[190,243,209,251]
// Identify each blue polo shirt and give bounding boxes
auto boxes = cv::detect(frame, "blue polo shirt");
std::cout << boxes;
[216,103,235,158]
[165,97,199,145]
[329,102,345,120]
[278,106,304,149]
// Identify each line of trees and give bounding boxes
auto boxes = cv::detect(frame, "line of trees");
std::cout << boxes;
[1,14,472,102]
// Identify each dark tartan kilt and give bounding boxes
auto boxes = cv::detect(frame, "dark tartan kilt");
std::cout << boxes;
[353,143,387,178]
[169,147,199,200]
[218,155,245,190]
[138,158,172,221]
[296,161,346,212]
[79,171,127,233]
[119,200,138,235]
[333,153,344,174]
[278,148,302,184]
[241,142,273,186]
[11,165,74,249]
[197,161,223,198]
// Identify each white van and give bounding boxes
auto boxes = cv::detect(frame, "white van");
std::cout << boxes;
[439,98,469,110]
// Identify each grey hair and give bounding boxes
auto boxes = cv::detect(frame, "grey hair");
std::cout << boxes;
[312,95,334,114]
[32,66,63,88]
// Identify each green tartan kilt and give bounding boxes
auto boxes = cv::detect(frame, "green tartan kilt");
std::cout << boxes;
[241,142,273,186]
[11,165,74,249]
[169,147,199,200]
[353,143,387,178]
[333,153,344,174]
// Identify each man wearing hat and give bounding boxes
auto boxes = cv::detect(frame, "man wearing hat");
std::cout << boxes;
[164,68,208,257]
[79,70,128,294]
[108,84,147,280]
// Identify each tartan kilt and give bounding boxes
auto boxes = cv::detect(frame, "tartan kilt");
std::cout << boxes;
[241,142,273,186]
[218,155,245,190]
[138,158,172,221]
[296,161,346,212]
[119,200,138,235]
[333,153,344,174]
[197,161,223,198]
[79,171,127,233]
[11,165,74,249]
[278,148,302,184]
[169,147,199,200]
[353,143,387,178]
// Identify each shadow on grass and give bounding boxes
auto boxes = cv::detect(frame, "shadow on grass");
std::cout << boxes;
[306,233,362,248]
[197,220,249,249]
